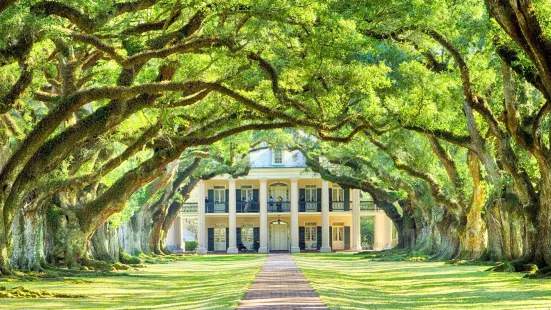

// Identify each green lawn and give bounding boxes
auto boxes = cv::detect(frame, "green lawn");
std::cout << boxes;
[0,254,266,309]
[293,253,551,309]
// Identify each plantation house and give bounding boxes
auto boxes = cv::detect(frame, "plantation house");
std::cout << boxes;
[167,148,395,253]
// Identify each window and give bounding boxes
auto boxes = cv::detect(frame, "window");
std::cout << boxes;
[214,186,226,202]
[241,185,253,201]
[332,188,344,201]
[272,149,283,165]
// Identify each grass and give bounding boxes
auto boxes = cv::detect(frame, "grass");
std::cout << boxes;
[0,254,266,309]
[293,253,551,309]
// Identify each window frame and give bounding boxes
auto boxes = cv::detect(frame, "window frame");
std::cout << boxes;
[272,149,284,165]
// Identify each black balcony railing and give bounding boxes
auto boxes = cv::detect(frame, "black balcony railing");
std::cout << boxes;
[180,203,198,213]
[268,201,291,212]
[205,202,228,213]
[237,202,259,213]
[330,201,352,211]
[360,200,377,211]
[299,201,321,212]
[199,200,376,213]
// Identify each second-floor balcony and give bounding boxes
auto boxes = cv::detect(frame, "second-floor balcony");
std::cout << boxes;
[268,201,291,212]
[198,200,377,213]
[206,202,228,213]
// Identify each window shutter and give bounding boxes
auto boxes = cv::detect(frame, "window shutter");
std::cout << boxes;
[253,189,259,202]
[253,227,260,251]
[208,228,214,252]
[329,189,333,211]
[299,189,305,211]
[226,228,229,250]
[345,226,351,250]
[225,189,229,212]
[236,228,242,248]
[316,227,322,250]
[329,226,333,248]
[299,227,305,250]
[344,188,350,211]
[317,189,322,212]
[236,189,242,203]
[207,190,214,213]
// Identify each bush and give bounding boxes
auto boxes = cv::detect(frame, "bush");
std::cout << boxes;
[119,251,142,264]
[185,240,198,252]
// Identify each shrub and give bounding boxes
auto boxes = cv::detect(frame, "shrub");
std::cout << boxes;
[119,251,142,264]
[185,240,198,252]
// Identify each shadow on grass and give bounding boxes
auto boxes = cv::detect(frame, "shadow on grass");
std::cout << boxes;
[0,254,266,309]
[293,254,551,309]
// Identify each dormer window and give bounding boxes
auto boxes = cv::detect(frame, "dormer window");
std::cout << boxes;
[272,149,283,165]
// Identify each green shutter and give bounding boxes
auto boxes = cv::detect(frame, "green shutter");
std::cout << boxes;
[253,227,260,251]
[236,228,242,248]
[225,228,229,250]
[236,189,242,211]
[299,227,305,250]
[344,188,350,211]
[345,226,351,250]
[208,228,214,252]
[225,189,229,212]
[316,227,322,250]
[299,189,305,211]
[329,189,333,211]
[329,226,333,249]
[207,190,214,213]
[316,189,322,211]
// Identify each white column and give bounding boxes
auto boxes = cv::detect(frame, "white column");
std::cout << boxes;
[197,180,207,254]
[227,179,238,254]
[388,216,394,247]
[351,189,362,252]
[173,215,183,251]
[320,180,331,252]
[374,212,391,251]
[290,178,300,253]
[258,179,269,254]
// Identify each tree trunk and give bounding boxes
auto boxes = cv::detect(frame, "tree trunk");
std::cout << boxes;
[534,166,551,266]
[91,223,117,263]
[0,209,13,275]
[149,218,165,255]
[398,200,416,249]
[46,206,87,268]
[434,210,461,260]
[460,150,487,259]
[11,207,46,272]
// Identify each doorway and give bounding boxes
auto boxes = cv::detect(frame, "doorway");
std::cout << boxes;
[332,222,345,250]
[214,224,226,251]
[270,220,289,251]
[305,222,317,250]
[305,185,318,211]
[213,186,226,212]
[269,182,289,200]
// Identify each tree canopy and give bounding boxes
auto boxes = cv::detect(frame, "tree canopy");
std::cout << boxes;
[1,0,551,277]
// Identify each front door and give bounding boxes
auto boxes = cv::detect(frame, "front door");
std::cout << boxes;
[214,226,226,251]
[241,223,254,250]
[270,223,288,251]
[332,224,345,250]
[305,223,317,250]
